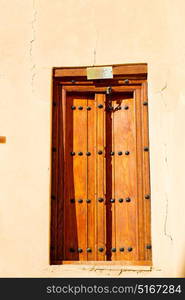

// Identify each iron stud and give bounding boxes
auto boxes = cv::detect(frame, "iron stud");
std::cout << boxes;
[146,244,152,249]
[98,198,104,203]
[144,147,149,152]
[98,104,103,109]
[125,197,131,202]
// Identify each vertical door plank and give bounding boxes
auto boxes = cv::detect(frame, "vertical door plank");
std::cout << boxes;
[113,95,128,261]
[141,82,152,261]
[73,96,88,260]
[96,93,106,260]
[63,94,78,260]
[50,80,60,262]
[113,93,138,261]
[135,89,145,261]
[105,104,111,261]
[56,86,65,260]
[87,95,96,260]
[63,94,88,261]
[111,100,116,261]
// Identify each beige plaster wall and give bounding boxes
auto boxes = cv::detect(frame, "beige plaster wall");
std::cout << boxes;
[0,0,185,277]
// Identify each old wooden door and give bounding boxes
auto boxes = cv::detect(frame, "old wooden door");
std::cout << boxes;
[51,64,151,265]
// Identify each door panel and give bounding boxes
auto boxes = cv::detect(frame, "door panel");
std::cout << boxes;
[113,93,137,261]
[51,83,151,265]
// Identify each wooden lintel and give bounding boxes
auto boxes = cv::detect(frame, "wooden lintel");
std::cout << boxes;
[53,64,147,78]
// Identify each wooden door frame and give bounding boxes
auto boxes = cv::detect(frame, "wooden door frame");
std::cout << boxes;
[50,63,151,266]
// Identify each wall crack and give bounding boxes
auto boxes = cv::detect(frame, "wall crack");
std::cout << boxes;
[163,143,173,243]
[164,193,173,242]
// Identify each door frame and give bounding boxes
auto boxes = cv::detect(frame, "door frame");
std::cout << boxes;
[50,64,151,266]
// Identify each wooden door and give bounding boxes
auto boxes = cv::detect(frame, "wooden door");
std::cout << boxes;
[51,64,151,265]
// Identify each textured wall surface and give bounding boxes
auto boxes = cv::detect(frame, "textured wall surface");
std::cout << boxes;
[0,0,185,277]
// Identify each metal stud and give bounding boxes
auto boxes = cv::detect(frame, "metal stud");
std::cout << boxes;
[71,105,76,110]
[146,244,152,250]
[78,199,83,203]
[98,248,104,252]
[78,152,83,156]
[98,150,103,155]
[124,79,129,84]
[110,151,115,156]
[70,199,75,203]
[143,101,148,106]
[69,248,75,253]
[125,151,130,155]
[124,105,129,110]
[144,147,149,152]
[145,194,150,199]
[111,248,116,252]
[128,247,133,252]
[51,195,56,200]
[98,198,104,203]
[118,151,123,156]
[107,106,113,111]
[78,248,83,253]
[106,86,112,94]
[71,80,76,84]
[86,152,91,156]
[119,198,123,203]
[78,106,83,110]
[98,104,103,109]
[86,199,91,203]
[70,151,75,156]
[87,106,91,110]
[53,102,57,106]
[125,197,131,202]
[120,247,124,252]
[86,248,92,253]
[118,106,121,110]
[52,147,57,152]
[110,198,115,203]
